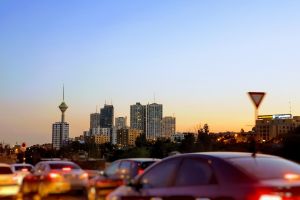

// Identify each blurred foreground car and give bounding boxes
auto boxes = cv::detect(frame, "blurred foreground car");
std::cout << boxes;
[89,158,160,200]
[0,163,19,198]
[108,152,300,200]
[10,163,34,185]
[20,161,88,199]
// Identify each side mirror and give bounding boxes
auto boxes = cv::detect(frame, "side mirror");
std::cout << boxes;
[127,179,143,191]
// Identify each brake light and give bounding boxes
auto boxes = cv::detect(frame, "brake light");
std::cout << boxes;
[62,167,72,171]
[21,168,28,172]
[138,169,144,175]
[259,194,282,200]
[80,172,88,179]
[284,173,300,181]
[48,173,60,179]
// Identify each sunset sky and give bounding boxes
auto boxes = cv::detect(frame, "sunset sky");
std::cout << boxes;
[1,0,300,145]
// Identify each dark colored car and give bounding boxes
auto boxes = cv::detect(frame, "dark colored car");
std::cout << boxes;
[107,152,300,200]
[89,158,160,200]
[20,161,89,199]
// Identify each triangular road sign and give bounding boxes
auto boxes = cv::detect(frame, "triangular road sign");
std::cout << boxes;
[248,92,265,108]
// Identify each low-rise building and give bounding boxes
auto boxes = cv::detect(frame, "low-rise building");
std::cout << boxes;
[117,128,142,147]
[171,132,185,143]
[256,114,300,142]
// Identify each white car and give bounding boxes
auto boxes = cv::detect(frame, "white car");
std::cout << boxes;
[0,163,19,198]
[10,163,34,185]
[21,161,89,198]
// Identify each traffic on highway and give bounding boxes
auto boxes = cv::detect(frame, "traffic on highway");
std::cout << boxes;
[1,152,300,200]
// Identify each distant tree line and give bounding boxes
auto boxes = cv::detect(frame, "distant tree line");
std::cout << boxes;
[19,124,300,165]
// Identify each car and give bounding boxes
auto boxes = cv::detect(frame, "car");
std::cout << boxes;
[10,163,34,185]
[0,163,19,198]
[107,152,300,200]
[89,158,160,200]
[20,160,89,199]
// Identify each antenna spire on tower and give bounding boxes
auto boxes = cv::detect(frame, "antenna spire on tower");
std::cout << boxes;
[63,84,65,101]
[289,100,292,115]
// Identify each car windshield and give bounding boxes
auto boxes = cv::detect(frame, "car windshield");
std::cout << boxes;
[49,163,80,170]
[0,167,13,174]
[14,166,33,171]
[228,157,300,180]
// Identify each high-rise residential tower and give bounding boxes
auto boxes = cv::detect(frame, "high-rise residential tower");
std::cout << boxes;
[100,104,114,128]
[145,103,163,140]
[115,117,127,130]
[161,116,176,139]
[52,87,69,150]
[90,112,100,130]
[130,102,145,133]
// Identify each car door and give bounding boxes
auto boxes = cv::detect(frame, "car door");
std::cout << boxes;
[170,157,220,200]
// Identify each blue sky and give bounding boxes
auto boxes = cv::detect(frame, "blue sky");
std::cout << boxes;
[1,0,300,145]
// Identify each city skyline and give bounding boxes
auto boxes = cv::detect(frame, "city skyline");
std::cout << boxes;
[1,1,300,145]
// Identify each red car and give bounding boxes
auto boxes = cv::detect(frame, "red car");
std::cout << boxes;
[107,152,300,200]
[89,158,160,200]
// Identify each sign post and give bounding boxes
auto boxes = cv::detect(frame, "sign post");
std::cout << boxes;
[20,142,26,163]
[248,92,266,122]
[248,92,266,154]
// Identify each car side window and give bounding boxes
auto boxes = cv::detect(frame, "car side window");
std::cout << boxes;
[119,161,131,171]
[105,161,120,176]
[175,158,216,186]
[34,163,43,174]
[139,158,180,188]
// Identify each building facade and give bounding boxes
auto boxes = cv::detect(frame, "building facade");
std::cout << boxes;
[145,103,163,140]
[94,133,110,144]
[117,129,129,148]
[128,129,142,146]
[256,114,300,142]
[170,132,185,143]
[116,128,142,147]
[52,122,69,150]
[91,127,111,136]
[90,113,100,130]
[130,102,145,133]
[115,117,127,130]
[100,104,114,128]
[161,116,176,139]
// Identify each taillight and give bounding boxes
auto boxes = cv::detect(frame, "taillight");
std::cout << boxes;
[48,173,61,180]
[21,168,28,172]
[138,169,144,175]
[62,167,72,171]
[80,172,88,179]
[284,173,300,181]
[259,194,282,200]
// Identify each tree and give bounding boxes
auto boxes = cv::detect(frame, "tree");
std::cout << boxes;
[179,133,196,153]
[281,126,300,162]
[196,124,212,151]
[135,133,148,147]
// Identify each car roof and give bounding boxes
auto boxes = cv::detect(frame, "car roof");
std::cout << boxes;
[37,161,78,165]
[0,163,11,167]
[118,158,161,162]
[11,163,33,167]
[170,152,278,160]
